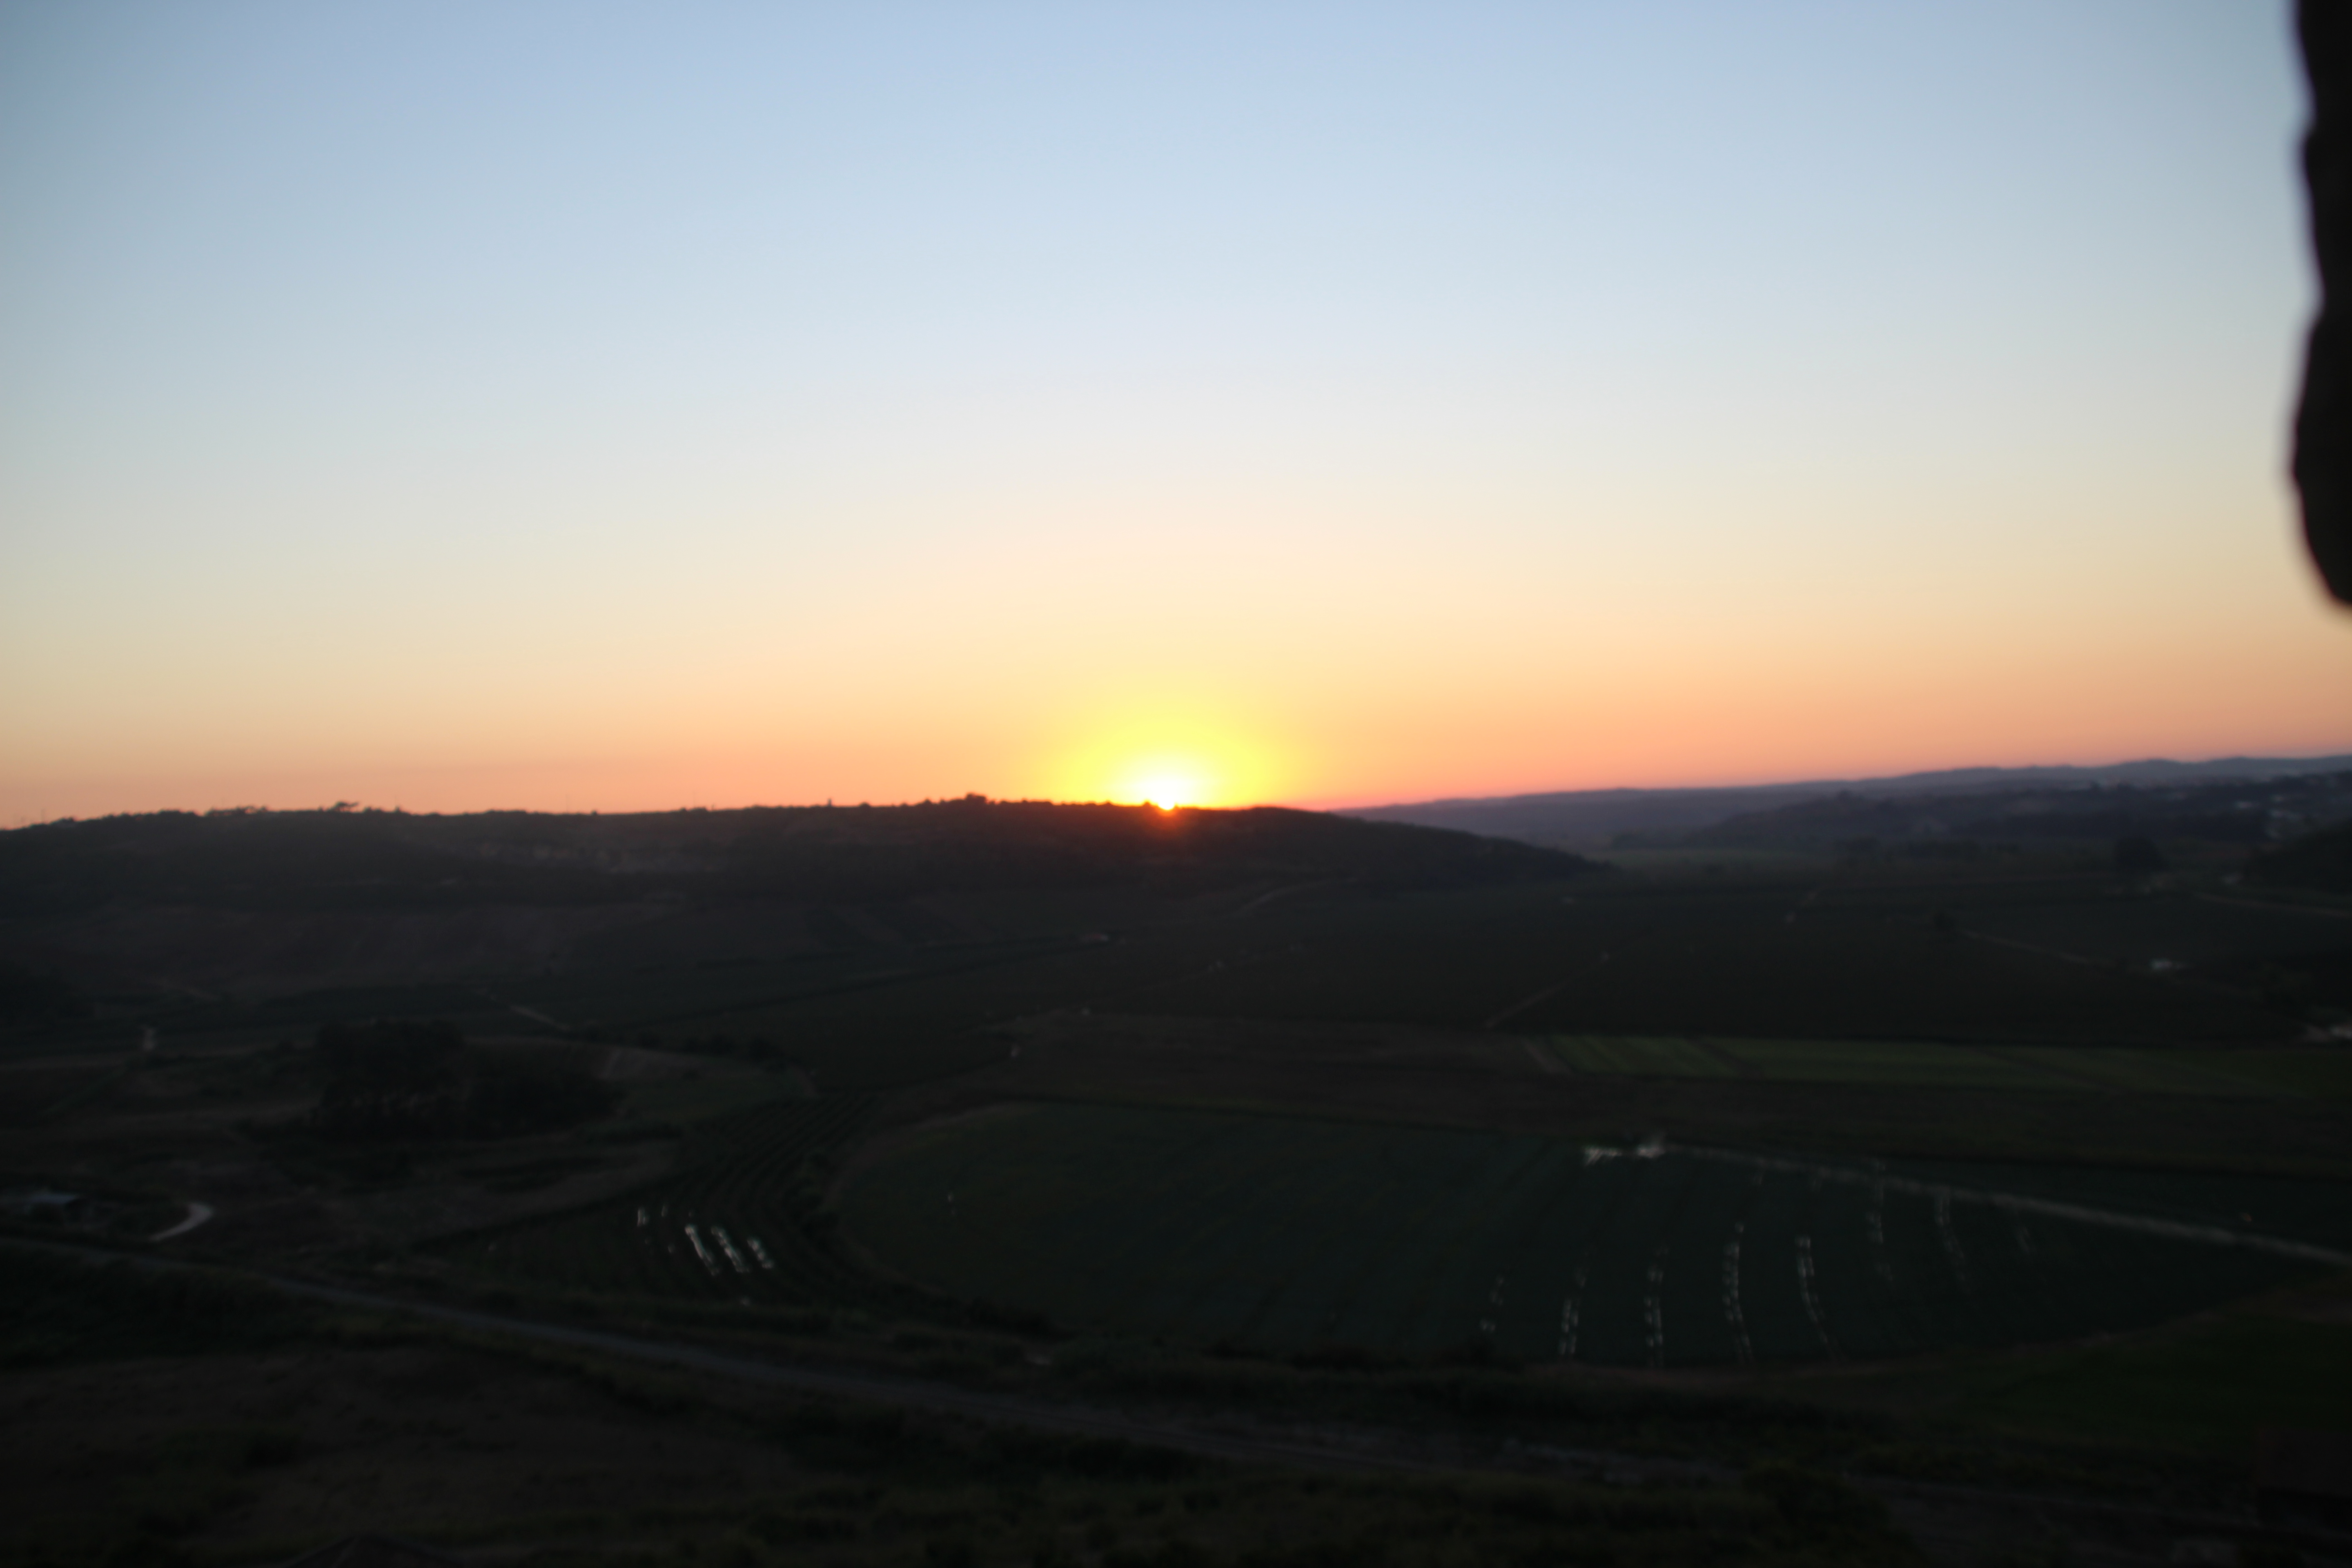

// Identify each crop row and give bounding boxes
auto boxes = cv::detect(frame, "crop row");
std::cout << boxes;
[840,1104,2323,1365]
[446,1094,908,1318]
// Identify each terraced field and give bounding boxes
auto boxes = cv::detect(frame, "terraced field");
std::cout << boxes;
[442,1095,906,1317]
[840,1103,2346,1366]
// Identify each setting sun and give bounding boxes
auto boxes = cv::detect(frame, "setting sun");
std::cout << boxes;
[1134,776,1196,811]
[1112,755,1210,810]
[1039,705,1296,811]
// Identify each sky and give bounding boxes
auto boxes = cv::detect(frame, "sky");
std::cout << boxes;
[2,1,2347,820]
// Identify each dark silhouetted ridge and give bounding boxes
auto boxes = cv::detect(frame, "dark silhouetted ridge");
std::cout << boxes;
[0,801,1601,916]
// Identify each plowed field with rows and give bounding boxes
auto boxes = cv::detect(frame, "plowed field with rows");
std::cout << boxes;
[841,1103,2347,1366]
[440,1095,909,1317]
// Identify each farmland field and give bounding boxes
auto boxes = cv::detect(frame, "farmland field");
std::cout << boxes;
[1958,890,2352,967]
[1545,1035,1737,1077]
[15,799,2352,1567]
[2004,1047,2294,1097]
[441,1095,911,1318]
[2187,1046,2352,1100]
[1708,1037,2061,1088]
[840,1103,2342,1366]
[1542,1035,2296,1096]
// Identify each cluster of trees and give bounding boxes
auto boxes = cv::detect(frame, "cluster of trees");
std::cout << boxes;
[311,1019,616,1139]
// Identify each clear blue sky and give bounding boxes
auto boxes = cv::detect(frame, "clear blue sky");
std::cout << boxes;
[2,2,2342,818]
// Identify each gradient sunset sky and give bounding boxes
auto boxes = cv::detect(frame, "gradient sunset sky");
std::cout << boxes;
[3,1,2347,822]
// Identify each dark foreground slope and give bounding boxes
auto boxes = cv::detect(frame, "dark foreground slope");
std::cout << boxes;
[5,804,2351,1567]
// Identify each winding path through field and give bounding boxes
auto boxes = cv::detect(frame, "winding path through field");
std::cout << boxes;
[147,1202,213,1242]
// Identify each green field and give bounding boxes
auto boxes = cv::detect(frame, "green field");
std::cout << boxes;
[1710,1038,2058,1088]
[1543,1034,2300,1096]
[1960,890,2352,968]
[1948,1313,2352,1456]
[839,1103,2340,1366]
[2188,1046,2352,1101]
[2012,1047,2291,1096]
[1545,1035,1738,1077]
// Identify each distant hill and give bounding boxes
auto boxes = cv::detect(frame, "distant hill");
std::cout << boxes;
[1686,772,2352,854]
[1345,755,2352,848]
[0,800,1601,918]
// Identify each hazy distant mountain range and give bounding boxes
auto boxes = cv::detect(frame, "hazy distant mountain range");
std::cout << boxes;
[1343,754,2352,848]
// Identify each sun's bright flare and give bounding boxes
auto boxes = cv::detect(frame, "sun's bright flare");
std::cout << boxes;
[1108,752,1212,809]
[1133,774,1198,811]
[1041,711,1290,810]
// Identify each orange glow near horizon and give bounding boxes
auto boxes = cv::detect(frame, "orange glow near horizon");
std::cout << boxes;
[1090,754,1230,811]
[8,608,2352,824]
[7,8,2352,829]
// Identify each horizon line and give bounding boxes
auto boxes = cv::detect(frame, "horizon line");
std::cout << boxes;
[11,743,2352,831]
